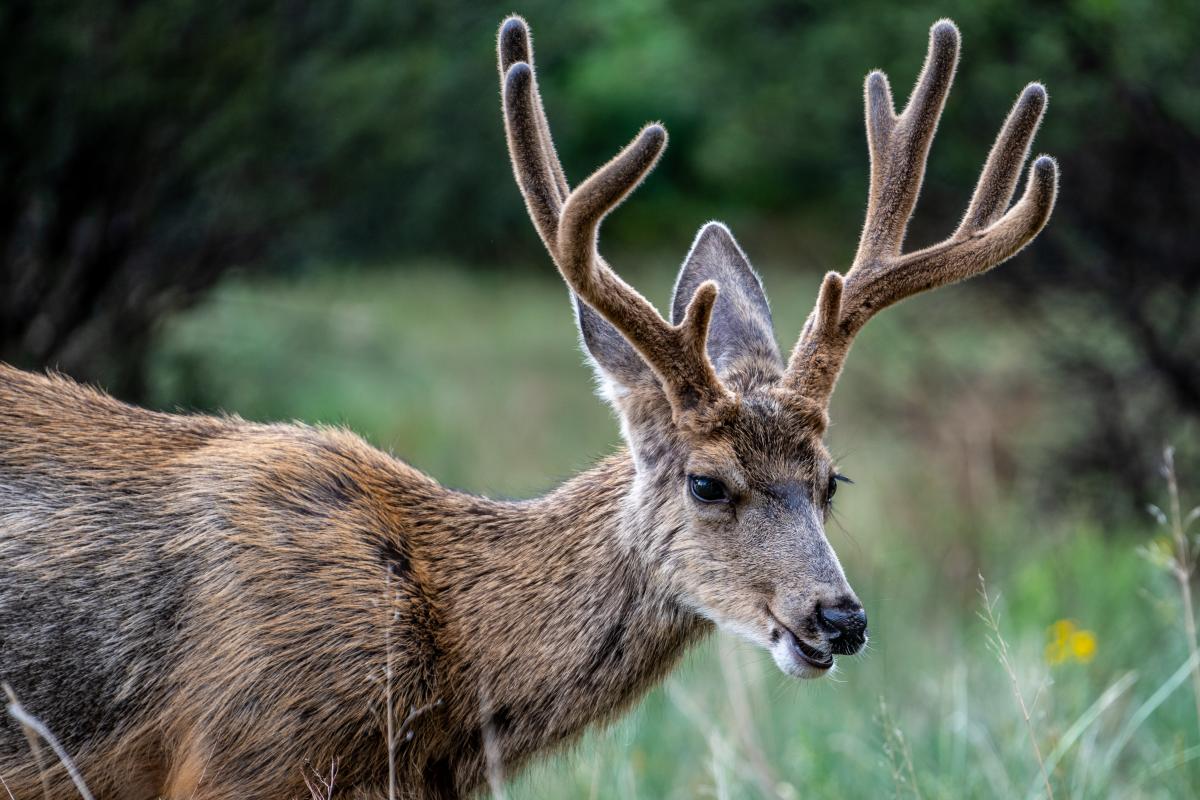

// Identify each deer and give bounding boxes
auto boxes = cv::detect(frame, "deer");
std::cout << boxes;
[0,14,1057,800]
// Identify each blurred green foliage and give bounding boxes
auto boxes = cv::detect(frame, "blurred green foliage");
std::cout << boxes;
[227,0,1200,261]
[6,0,1197,263]
[4,0,1196,512]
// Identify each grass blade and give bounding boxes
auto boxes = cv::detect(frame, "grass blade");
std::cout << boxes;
[1098,650,1200,786]
[1024,671,1137,800]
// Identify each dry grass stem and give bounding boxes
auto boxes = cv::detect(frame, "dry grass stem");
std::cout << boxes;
[978,575,1054,800]
[666,682,731,791]
[3,684,94,800]
[478,685,507,800]
[385,568,397,800]
[1160,446,1200,741]
[5,686,49,800]
[877,696,922,799]
[1030,670,1137,799]
[302,759,338,800]
[398,699,443,743]
[717,640,785,799]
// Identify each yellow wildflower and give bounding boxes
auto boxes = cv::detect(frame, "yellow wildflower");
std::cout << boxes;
[1045,619,1097,666]
[1069,629,1096,662]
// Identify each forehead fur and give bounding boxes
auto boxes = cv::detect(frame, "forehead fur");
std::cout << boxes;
[686,388,830,481]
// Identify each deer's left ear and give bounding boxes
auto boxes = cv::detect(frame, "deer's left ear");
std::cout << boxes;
[671,222,781,372]
[574,294,656,392]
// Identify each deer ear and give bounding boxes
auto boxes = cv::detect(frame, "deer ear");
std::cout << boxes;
[671,222,781,372]
[574,294,657,398]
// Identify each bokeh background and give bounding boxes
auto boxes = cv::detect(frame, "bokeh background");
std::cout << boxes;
[2,1,1198,797]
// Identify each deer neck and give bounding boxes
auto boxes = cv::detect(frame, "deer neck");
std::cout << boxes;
[420,449,709,764]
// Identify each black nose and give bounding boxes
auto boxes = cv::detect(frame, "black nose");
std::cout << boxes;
[817,600,868,655]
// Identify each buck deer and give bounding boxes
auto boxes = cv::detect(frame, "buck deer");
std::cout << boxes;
[0,15,1056,800]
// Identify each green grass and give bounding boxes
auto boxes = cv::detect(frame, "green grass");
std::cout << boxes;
[149,261,1199,798]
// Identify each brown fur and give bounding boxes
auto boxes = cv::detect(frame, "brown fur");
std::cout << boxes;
[0,15,1055,799]
[0,363,841,799]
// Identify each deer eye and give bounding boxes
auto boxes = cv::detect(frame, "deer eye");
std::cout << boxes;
[827,473,852,505]
[688,475,730,504]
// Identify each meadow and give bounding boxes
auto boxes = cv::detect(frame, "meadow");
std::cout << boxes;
[3,1,1196,796]
[146,259,1200,799]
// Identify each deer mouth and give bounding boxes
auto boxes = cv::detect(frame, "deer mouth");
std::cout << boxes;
[767,609,833,671]
[784,627,833,670]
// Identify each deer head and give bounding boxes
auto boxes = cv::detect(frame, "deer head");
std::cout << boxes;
[498,16,1056,678]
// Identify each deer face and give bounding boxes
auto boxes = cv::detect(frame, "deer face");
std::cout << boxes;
[671,395,865,678]
[578,223,865,678]
[500,15,1055,679]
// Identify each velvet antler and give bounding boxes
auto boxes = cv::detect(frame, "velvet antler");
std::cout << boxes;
[785,20,1058,406]
[498,17,733,419]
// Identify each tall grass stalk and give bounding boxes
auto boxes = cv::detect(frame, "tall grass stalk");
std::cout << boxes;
[480,685,508,800]
[385,570,397,800]
[1025,670,1136,799]
[1159,446,1200,741]
[4,684,94,800]
[303,760,338,800]
[716,641,784,799]
[1094,650,1200,794]
[978,575,1054,800]
[877,696,922,800]
[666,680,735,795]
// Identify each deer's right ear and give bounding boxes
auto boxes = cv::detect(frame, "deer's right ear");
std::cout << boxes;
[574,295,657,398]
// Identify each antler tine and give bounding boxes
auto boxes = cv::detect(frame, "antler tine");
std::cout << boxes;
[857,20,960,264]
[788,272,845,402]
[957,82,1048,235]
[556,126,729,413]
[497,17,732,419]
[786,20,1059,407]
[499,16,567,251]
[500,19,569,202]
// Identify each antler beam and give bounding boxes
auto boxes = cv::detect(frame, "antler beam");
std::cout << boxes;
[786,20,1058,405]
[498,16,732,417]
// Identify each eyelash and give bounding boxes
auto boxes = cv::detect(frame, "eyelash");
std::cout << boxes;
[828,473,852,505]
